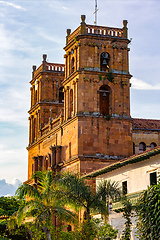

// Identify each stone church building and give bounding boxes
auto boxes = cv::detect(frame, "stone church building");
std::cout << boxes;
[26,15,160,183]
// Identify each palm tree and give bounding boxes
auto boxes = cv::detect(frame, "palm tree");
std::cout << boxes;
[57,172,107,223]
[8,171,77,240]
[96,179,121,222]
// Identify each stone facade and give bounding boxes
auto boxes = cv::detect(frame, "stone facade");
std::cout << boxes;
[26,15,160,182]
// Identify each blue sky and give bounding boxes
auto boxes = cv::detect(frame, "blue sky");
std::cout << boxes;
[0,0,160,196]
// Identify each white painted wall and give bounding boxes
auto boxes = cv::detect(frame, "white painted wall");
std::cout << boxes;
[96,154,160,194]
[96,154,160,240]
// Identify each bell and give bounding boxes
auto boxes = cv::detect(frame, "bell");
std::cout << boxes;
[102,59,107,65]
[103,92,107,97]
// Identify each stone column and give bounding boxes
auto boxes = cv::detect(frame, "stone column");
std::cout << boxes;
[30,87,33,107]
[28,117,31,144]
[73,81,76,116]
[64,54,67,78]
[66,86,69,120]
[64,88,66,121]
[31,115,34,143]
[75,79,78,115]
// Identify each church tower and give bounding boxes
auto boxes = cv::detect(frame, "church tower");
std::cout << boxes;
[27,15,133,181]
[62,15,132,173]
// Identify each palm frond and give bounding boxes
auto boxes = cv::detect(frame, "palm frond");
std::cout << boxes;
[15,183,42,200]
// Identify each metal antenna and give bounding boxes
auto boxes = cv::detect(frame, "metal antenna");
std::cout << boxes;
[93,0,99,25]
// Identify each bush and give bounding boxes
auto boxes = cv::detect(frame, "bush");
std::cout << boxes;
[136,181,160,239]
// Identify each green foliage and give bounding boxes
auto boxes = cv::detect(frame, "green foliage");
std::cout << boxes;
[106,72,114,82]
[0,220,7,237]
[5,171,120,239]
[80,219,98,240]
[96,179,121,223]
[0,197,22,217]
[120,196,134,240]
[8,171,77,240]
[99,75,102,81]
[136,181,160,239]
[57,172,107,222]
[0,219,30,240]
[106,114,111,121]
[96,220,118,240]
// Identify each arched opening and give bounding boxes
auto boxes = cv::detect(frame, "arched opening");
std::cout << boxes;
[100,52,110,72]
[139,142,146,153]
[59,87,64,103]
[99,85,110,116]
[71,57,75,73]
[69,89,73,118]
[150,142,157,149]
[67,225,72,232]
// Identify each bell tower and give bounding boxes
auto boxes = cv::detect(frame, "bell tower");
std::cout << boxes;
[62,15,133,173]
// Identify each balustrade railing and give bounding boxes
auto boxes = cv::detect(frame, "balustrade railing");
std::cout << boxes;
[33,63,65,78]
[86,24,123,38]
[46,63,65,72]
[66,24,124,45]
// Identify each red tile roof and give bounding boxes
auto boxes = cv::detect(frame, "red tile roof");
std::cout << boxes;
[132,118,160,130]
[85,146,160,178]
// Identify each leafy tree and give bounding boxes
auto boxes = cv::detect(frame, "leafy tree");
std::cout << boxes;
[96,219,118,240]
[96,180,121,222]
[0,196,27,239]
[120,196,134,240]
[0,196,22,217]
[136,180,160,239]
[57,172,107,223]
[8,171,77,240]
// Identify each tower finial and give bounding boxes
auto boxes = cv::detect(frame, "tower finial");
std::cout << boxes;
[93,0,98,25]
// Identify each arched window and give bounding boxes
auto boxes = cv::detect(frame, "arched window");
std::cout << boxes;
[71,57,75,73]
[59,87,64,103]
[99,85,110,116]
[150,142,157,149]
[139,142,146,153]
[69,89,73,118]
[67,225,72,232]
[100,52,110,72]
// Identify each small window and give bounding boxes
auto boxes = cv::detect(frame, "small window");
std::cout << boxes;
[150,142,157,149]
[67,225,72,232]
[100,52,110,72]
[139,142,146,153]
[150,172,157,186]
[59,87,64,103]
[99,85,110,116]
[122,181,127,195]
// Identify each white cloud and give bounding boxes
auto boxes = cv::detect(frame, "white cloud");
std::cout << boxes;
[0,144,28,185]
[0,179,22,197]
[131,77,160,90]
[0,1,25,11]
